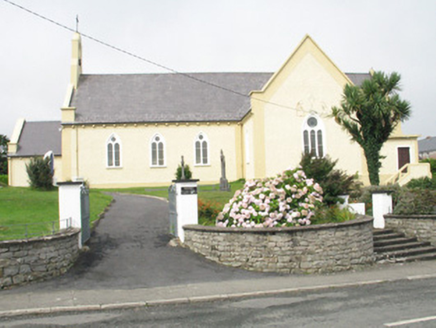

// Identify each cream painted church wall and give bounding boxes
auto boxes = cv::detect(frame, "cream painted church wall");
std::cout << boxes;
[251,36,365,180]
[63,123,240,188]
[8,156,62,187]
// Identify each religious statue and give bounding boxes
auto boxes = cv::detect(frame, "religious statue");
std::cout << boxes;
[219,150,230,191]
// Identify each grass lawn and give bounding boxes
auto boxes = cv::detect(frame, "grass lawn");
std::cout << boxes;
[0,180,243,240]
[100,180,244,206]
[0,187,112,241]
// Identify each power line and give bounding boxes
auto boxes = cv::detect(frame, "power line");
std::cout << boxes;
[3,0,318,116]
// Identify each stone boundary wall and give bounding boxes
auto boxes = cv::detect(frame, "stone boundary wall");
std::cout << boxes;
[0,228,80,289]
[183,217,374,274]
[384,215,436,246]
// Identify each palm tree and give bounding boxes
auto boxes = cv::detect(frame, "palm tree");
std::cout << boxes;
[332,71,411,185]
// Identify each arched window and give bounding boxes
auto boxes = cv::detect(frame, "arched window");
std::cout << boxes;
[107,134,121,167]
[194,132,209,165]
[302,115,325,158]
[151,133,165,167]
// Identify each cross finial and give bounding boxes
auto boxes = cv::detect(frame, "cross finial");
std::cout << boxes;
[76,15,79,32]
[181,156,186,180]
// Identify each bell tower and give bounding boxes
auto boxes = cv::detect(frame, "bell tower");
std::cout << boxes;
[70,32,82,89]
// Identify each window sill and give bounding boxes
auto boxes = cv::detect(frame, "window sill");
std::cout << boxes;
[106,166,123,169]
[150,165,167,168]
[194,164,211,167]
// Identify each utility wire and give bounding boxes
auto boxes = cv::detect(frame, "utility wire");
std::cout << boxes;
[3,0,318,115]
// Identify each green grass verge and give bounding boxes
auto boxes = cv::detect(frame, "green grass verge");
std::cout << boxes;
[0,187,112,241]
[99,179,245,207]
[97,187,170,199]
[0,175,7,186]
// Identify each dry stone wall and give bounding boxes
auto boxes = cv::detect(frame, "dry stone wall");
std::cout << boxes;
[0,228,80,289]
[384,215,436,245]
[184,217,374,273]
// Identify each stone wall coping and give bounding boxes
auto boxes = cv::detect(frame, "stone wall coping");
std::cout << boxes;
[385,214,436,220]
[0,228,81,246]
[184,216,373,234]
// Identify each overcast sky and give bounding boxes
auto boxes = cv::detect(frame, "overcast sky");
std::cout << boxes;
[1,0,435,139]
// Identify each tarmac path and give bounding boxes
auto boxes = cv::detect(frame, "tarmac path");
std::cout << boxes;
[9,193,272,292]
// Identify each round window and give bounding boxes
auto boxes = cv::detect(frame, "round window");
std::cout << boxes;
[307,117,318,128]
[111,137,116,142]
[199,134,203,140]
[155,136,160,142]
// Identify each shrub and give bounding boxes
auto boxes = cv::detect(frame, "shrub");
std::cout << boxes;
[26,157,54,190]
[405,177,436,190]
[175,164,192,180]
[393,188,436,215]
[311,205,356,225]
[198,199,221,226]
[216,168,323,228]
[299,153,361,205]
[0,174,7,186]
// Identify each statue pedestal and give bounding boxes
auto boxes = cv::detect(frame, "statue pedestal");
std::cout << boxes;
[220,178,230,192]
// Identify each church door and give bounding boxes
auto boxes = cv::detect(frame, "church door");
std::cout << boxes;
[398,147,410,172]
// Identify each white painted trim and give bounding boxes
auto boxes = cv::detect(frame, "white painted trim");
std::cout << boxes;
[106,133,122,168]
[193,132,210,166]
[301,114,327,157]
[150,133,166,167]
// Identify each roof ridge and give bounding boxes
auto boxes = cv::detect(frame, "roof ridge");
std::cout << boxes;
[80,72,275,77]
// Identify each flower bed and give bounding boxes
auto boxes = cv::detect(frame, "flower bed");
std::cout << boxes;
[184,216,374,274]
[217,168,323,228]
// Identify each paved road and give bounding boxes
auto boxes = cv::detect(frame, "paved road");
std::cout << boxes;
[13,194,271,292]
[3,278,436,327]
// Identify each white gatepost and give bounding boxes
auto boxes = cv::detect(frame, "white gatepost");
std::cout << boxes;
[372,191,393,229]
[171,179,199,243]
[58,181,85,248]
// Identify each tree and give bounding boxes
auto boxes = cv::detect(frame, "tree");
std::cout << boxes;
[0,134,9,175]
[332,71,411,185]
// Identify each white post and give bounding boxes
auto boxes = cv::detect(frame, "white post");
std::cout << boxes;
[338,195,349,210]
[173,179,199,243]
[58,181,84,248]
[372,191,393,229]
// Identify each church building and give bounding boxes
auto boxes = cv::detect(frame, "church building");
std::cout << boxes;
[8,34,427,188]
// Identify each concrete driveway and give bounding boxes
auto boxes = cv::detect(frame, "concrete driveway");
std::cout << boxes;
[13,193,273,292]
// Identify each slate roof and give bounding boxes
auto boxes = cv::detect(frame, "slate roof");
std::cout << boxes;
[70,73,273,124]
[419,137,436,153]
[10,121,61,157]
[69,72,370,124]
[346,73,372,87]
